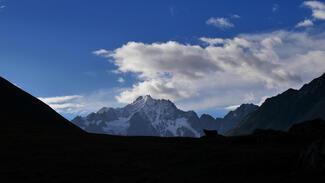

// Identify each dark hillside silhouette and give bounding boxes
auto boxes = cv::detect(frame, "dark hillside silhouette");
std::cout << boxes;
[0,76,324,182]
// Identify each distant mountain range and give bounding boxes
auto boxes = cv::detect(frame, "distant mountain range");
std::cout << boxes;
[73,73,325,137]
[72,95,257,137]
[1,74,325,181]
[229,73,325,135]
[73,95,205,137]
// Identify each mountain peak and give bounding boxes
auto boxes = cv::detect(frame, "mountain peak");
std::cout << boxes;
[238,103,259,110]
[134,95,153,103]
[143,95,154,102]
[224,103,258,119]
[97,107,115,114]
[144,94,153,99]
[72,94,205,137]
[130,95,178,110]
[135,96,144,101]
[299,72,325,96]
[218,103,259,134]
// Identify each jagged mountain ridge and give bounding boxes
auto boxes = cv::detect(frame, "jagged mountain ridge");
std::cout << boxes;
[72,95,258,137]
[1,75,324,181]
[230,73,325,135]
[217,104,258,134]
[72,95,208,137]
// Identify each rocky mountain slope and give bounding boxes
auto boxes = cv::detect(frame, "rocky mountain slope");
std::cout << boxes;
[1,76,324,182]
[72,95,217,137]
[72,96,258,137]
[230,73,325,135]
[217,104,258,134]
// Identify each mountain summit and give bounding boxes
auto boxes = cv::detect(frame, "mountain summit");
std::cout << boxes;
[217,104,258,134]
[72,95,215,137]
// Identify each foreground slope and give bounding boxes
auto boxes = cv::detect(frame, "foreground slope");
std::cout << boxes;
[230,73,325,135]
[1,76,324,182]
[0,77,83,136]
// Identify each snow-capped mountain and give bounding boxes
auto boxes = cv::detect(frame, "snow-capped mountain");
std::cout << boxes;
[72,95,214,137]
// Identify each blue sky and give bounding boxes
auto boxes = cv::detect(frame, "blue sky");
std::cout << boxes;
[1,0,325,119]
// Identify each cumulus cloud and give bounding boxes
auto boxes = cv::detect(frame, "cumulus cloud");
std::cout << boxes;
[296,19,314,27]
[95,30,325,111]
[39,89,121,115]
[303,1,325,20]
[206,17,234,29]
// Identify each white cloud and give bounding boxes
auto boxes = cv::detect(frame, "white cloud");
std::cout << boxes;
[39,95,83,104]
[258,96,270,106]
[95,30,325,111]
[199,37,226,45]
[92,49,112,57]
[39,95,85,114]
[303,1,325,20]
[206,17,234,29]
[296,19,314,27]
[38,89,121,115]
[225,104,241,110]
